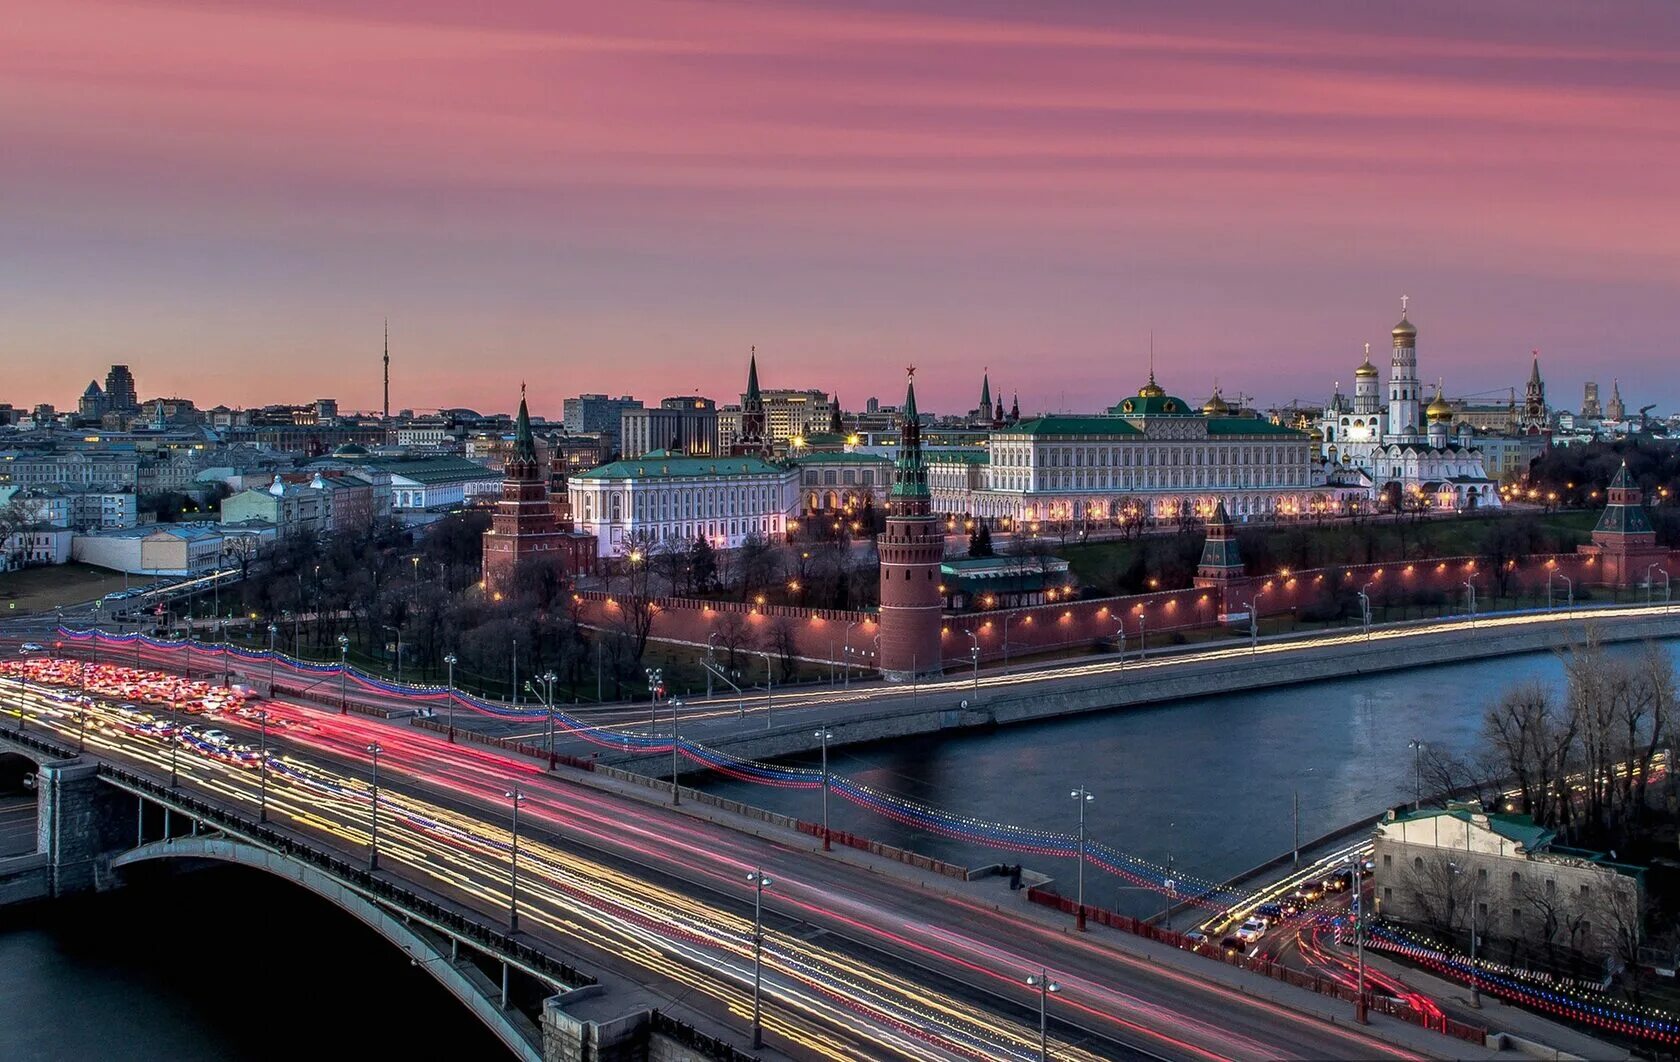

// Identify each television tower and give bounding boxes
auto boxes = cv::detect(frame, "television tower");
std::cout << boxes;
[382,318,390,421]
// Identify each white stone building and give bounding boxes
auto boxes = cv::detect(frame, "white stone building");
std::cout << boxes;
[1317,302,1500,510]
[569,449,798,557]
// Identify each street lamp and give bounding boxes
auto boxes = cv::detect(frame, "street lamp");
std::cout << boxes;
[1004,612,1025,668]
[1361,579,1377,637]
[443,653,458,742]
[256,707,270,823]
[1137,612,1147,659]
[169,689,182,788]
[1548,571,1573,612]
[746,869,773,1049]
[382,623,403,684]
[505,787,524,932]
[1463,580,1476,627]
[526,672,559,769]
[366,742,383,872]
[967,630,981,698]
[337,633,350,714]
[1024,968,1061,1062]
[644,667,662,726]
[669,697,684,805]
[1407,739,1426,810]
[1350,855,1368,1024]
[1448,861,1482,1008]
[1113,620,1125,667]
[815,729,834,850]
[761,651,774,728]
[267,623,279,694]
[842,619,858,688]
[1647,564,1670,608]
[1070,786,1094,931]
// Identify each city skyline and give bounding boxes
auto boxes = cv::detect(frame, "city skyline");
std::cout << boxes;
[8,1,1680,413]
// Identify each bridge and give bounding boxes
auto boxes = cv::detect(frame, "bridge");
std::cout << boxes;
[0,648,1561,1060]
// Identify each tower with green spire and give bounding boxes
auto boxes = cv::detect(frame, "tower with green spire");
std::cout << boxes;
[484,385,596,593]
[879,367,944,680]
[1578,461,1667,587]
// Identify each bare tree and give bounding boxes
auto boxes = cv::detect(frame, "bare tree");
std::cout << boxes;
[714,609,754,673]
[1482,681,1575,832]
[767,615,799,684]
[610,532,659,665]
[1402,853,1473,940]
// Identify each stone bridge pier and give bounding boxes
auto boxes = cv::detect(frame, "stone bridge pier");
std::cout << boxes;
[0,732,135,905]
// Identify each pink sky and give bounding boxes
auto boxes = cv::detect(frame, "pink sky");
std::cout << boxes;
[5,0,1678,418]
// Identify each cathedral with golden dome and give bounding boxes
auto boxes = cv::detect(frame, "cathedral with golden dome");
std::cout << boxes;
[1317,299,1500,511]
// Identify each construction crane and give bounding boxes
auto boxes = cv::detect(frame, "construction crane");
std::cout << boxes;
[1639,403,1656,430]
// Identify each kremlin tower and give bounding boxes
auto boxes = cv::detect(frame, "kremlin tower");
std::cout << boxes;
[877,368,945,681]
[1577,463,1667,587]
[482,387,595,596]
[731,349,770,458]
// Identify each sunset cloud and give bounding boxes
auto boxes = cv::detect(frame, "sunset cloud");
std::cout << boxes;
[4,0,1677,415]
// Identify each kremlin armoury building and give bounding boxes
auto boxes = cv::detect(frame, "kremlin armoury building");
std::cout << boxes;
[484,301,1548,680]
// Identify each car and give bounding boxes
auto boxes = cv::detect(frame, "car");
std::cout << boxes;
[200,729,231,746]
[1298,883,1324,902]
[1220,935,1248,954]
[1255,902,1284,922]
[1323,871,1351,893]
[1182,930,1210,950]
[1236,918,1267,944]
[19,643,44,653]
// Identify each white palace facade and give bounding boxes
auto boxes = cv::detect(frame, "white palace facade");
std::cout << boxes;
[927,374,1348,526]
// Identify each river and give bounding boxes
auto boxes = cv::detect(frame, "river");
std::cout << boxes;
[4,639,1676,1058]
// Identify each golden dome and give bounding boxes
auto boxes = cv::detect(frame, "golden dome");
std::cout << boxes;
[1426,387,1454,421]
[1201,390,1231,416]
[1138,371,1166,399]
[1354,357,1379,378]
[1392,316,1417,340]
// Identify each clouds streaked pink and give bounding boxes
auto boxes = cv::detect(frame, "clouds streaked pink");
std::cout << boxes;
[4,0,1678,416]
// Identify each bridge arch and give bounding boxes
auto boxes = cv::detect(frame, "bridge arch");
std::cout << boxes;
[0,747,49,857]
[113,836,546,1061]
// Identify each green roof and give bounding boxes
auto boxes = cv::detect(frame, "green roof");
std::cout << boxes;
[793,452,891,465]
[576,455,787,480]
[1004,416,1143,437]
[368,456,499,484]
[1108,394,1195,416]
[1396,805,1555,852]
[1206,417,1306,437]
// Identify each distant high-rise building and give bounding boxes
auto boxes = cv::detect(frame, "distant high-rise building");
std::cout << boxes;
[315,398,339,424]
[78,380,108,419]
[620,396,718,459]
[104,365,138,414]
[1582,381,1602,420]
[562,394,642,456]
[866,397,880,414]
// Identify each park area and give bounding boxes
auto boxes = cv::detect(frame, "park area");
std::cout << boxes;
[0,563,134,615]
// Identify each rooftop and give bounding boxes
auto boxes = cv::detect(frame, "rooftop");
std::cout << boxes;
[576,454,788,480]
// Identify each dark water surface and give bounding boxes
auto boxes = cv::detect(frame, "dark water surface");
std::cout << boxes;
[0,865,502,1062]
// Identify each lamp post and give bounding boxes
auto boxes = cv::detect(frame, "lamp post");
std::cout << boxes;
[761,652,774,728]
[169,690,181,788]
[366,742,383,871]
[383,623,403,684]
[1004,612,1025,668]
[256,707,270,823]
[1647,564,1671,608]
[1113,620,1125,667]
[967,630,981,698]
[443,653,458,742]
[1407,739,1426,810]
[1350,855,1368,1024]
[526,672,558,769]
[1070,786,1094,931]
[267,623,279,695]
[1548,570,1573,612]
[1361,579,1377,636]
[842,620,858,688]
[1025,968,1060,1062]
[337,633,350,714]
[815,729,834,850]
[669,697,684,804]
[746,869,773,1049]
[1137,612,1147,659]
[505,787,524,932]
[1463,580,1476,627]
[644,667,662,726]
[1449,861,1482,1008]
